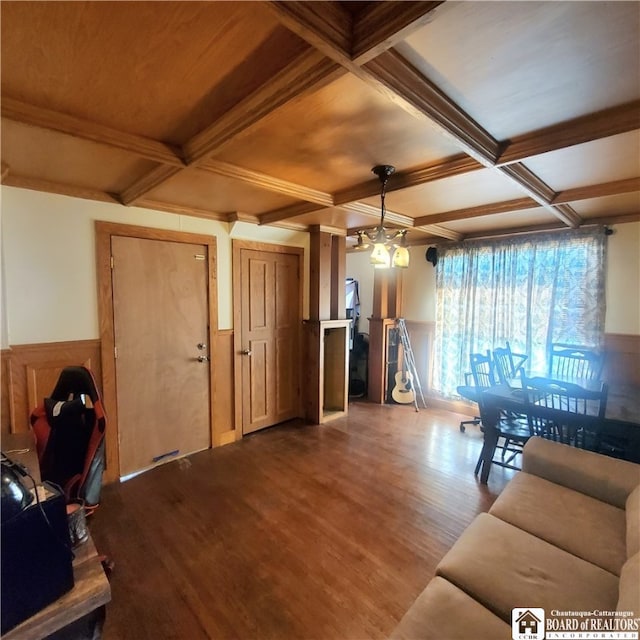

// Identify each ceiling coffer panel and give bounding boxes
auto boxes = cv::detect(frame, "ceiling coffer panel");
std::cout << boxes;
[1,119,156,193]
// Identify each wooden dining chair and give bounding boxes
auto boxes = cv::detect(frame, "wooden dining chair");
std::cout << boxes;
[470,352,532,474]
[456,372,482,433]
[493,342,528,384]
[519,373,609,449]
[456,351,497,433]
[492,343,529,455]
[548,343,605,381]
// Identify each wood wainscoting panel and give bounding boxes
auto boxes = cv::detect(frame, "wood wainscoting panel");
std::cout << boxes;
[604,333,640,387]
[367,319,434,405]
[3,340,102,435]
[213,329,236,445]
[1,349,13,438]
[404,320,435,394]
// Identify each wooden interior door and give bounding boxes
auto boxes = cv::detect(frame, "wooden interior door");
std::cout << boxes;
[112,236,211,477]
[239,248,301,434]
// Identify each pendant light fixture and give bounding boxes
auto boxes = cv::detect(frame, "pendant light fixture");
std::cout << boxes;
[354,165,409,269]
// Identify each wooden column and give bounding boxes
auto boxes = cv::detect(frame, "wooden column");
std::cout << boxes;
[368,268,404,403]
[330,234,346,319]
[309,228,332,321]
[309,226,347,321]
[305,227,349,422]
[371,268,403,319]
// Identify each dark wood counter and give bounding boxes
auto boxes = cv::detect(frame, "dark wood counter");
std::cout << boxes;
[2,432,111,640]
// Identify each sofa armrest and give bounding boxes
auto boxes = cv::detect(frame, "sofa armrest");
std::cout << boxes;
[522,437,640,509]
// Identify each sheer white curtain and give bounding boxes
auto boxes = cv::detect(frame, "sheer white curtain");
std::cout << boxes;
[432,227,607,398]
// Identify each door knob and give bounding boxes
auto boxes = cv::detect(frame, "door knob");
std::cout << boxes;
[241,349,252,356]
[197,355,210,363]
[197,343,207,350]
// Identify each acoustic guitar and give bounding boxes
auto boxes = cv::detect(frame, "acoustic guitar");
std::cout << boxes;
[392,369,416,404]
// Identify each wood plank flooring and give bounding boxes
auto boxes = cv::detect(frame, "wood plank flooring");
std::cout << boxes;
[90,402,516,639]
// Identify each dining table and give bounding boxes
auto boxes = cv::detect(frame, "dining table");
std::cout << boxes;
[475,376,640,484]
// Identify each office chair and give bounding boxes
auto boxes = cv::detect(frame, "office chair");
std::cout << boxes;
[30,366,107,514]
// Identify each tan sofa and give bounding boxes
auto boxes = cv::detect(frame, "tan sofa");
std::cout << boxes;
[391,437,640,639]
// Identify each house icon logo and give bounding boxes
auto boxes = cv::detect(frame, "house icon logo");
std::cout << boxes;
[511,608,545,640]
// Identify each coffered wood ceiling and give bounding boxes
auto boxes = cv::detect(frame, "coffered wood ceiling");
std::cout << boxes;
[2,1,639,247]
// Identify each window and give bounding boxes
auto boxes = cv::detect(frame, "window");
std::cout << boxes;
[432,227,607,398]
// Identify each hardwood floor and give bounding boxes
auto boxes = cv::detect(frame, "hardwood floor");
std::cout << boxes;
[90,402,516,640]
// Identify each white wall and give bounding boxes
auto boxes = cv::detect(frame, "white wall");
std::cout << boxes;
[345,251,375,329]
[346,245,437,331]
[2,186,637,347]
[0,186,310,346]
[0,229,9,349]
[605,222,640,334]
[346,223,640,335]
[398,245,437,322]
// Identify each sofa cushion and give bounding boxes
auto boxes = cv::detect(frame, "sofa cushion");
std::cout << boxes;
[489,472,627,575]
[436,513,619,623]
[617,552,639,614]
[389,576,511,640]
[626,486,640,558]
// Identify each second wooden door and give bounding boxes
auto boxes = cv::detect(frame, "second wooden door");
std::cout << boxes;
[238,247,302,434]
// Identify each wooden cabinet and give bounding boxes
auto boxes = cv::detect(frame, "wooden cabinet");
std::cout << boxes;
[303,319,350,424]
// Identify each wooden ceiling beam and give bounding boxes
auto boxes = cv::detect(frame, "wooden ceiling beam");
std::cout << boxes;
[357,52,589,230]
[414,197,537,227]
[259,201,331,225]
[589,212,640,225]
[334,154,481,204]
[3,174,119,204]
[362,50,500,166]
[120,165,183,206]
[553,177,640,204]
[411,224,462,241]
[463,221,575,239]
[346,222,461,242]
[266,2,352,64]
[342,202,414,227]
[497,101,640,166]
[121,49,343,205]
[260,155,482,225]
[134,199,231,223]
[498,163,555,202]
[200,160,333,206]
[231,211,309,233]
[1,97,184,166]
[266,1,443,66]
[183,49,343,165]
[267,0,487,167]
[462,212,640,240]
[408,178,638,229]
[548,203,583,228]
[351,2,445,64]
[498,163,582,227]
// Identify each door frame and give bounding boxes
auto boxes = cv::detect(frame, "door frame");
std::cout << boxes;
[96,221,218,483]
[232,240,304,438]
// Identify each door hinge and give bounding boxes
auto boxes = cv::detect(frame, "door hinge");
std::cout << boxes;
[110,256,114,269]
[114,346,118,359]
[194,254,206,261]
